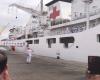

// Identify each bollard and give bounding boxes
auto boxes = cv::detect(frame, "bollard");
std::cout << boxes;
[56,52,60,59]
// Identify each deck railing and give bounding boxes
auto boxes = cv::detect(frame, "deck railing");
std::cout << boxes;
[72,8,100,20]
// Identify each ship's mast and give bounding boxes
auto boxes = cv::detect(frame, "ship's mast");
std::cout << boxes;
[41,0,43,15]
[83,0,93,29]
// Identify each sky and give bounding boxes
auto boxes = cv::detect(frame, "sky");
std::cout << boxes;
[0,0,52,40]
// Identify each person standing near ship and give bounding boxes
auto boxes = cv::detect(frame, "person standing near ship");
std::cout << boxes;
[26,47,33,64]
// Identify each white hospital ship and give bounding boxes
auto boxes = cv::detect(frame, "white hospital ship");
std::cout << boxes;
[1,0,100,62]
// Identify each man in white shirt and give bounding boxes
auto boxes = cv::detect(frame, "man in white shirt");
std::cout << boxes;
[26,47,33,64]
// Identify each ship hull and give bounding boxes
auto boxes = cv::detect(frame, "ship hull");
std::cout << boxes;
[2,25,100,63]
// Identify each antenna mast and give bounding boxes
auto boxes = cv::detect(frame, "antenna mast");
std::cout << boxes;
[83,0,93,29]
[41,0,43,14]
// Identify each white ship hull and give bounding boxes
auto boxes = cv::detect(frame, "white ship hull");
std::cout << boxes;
[2,24,100,63]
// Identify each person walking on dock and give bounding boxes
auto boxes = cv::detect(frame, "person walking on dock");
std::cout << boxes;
[0,51,11,80]
[26,47,32,64]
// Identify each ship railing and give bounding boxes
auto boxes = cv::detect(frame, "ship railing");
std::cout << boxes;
[72,14,86,20]
[72,8,100,20]
[50,19,70,26]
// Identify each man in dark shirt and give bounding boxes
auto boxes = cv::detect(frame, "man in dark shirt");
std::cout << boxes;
[0,51,10,80]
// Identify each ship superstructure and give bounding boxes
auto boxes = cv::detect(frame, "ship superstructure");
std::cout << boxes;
[8,0,100,40]
[8,0,72,39]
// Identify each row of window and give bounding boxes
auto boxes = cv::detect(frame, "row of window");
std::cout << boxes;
[3,42,25,47]
[26,37,75,48]
[3,34,100,48]
[26,39,39,44]
[25,33,100,48]
[25,34,100,48]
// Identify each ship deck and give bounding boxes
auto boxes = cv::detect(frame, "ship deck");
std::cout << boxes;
[4,50,87,80]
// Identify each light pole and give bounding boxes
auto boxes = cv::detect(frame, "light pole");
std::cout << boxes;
[25,25,28,39]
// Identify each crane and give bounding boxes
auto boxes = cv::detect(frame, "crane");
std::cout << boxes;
[8,1,48,38]
[9,3,41,16]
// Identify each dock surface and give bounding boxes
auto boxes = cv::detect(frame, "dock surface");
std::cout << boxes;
[7,51,86,80]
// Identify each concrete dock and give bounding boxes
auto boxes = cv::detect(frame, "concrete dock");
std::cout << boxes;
[7,51,87,80]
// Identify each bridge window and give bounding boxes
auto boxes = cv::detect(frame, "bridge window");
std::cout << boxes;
[34,39,39,44]
[47,38,56,48]
[60,37,75,48]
